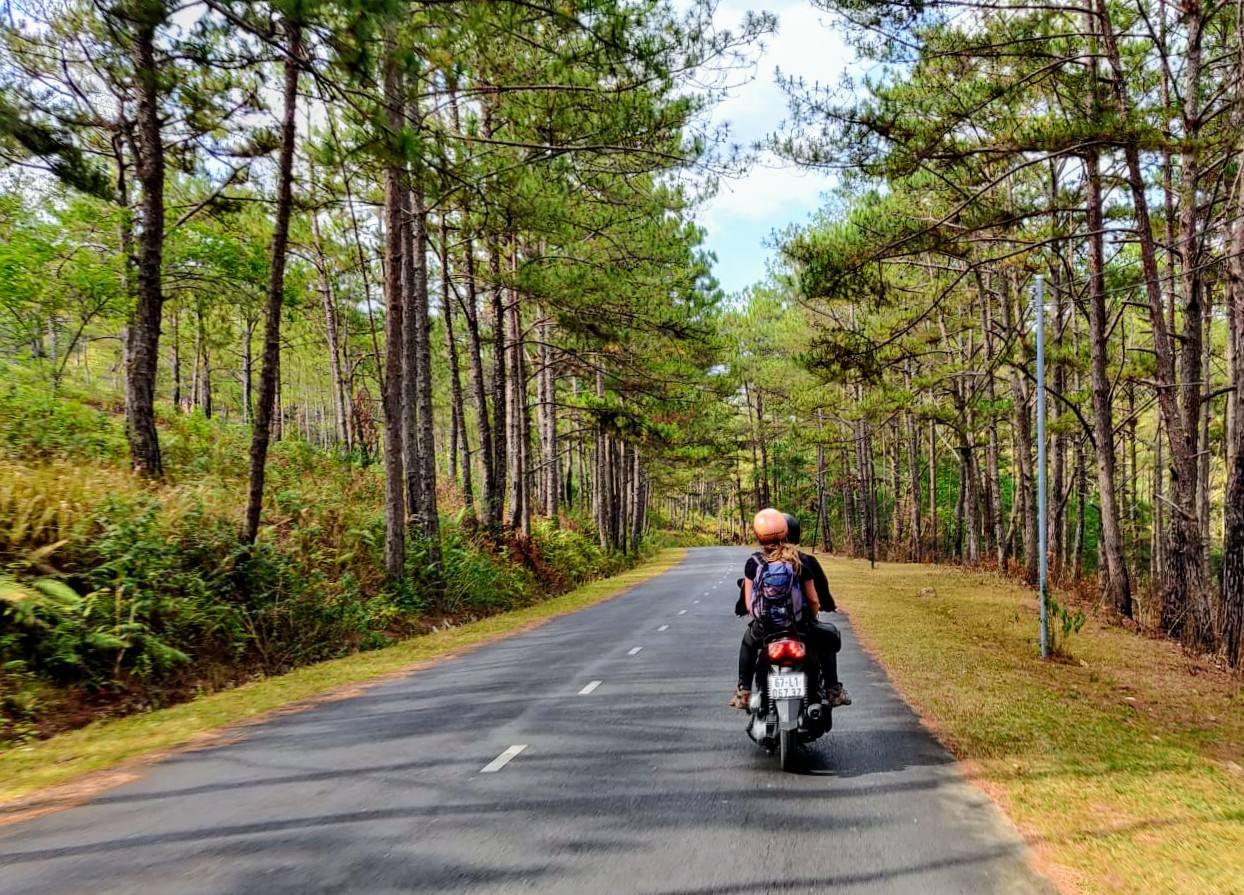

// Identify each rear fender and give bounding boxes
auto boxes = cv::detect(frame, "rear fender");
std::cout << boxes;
[775,697,803,731]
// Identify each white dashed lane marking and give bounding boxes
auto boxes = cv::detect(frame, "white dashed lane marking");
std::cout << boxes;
[578,680,602,695]
[480,745,527,773]
[678,609,688,615]
[627,646,643,655]
[658,624,669,632]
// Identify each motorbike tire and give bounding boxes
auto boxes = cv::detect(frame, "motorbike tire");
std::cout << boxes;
[779,728,797,771]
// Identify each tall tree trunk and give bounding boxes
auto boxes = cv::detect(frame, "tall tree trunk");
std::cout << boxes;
[905,407,922,561]
[1073,432,1087,581]
[743,382,761,510]
[1083,149,1132,617]
[1198,290,1213,582]
[630,448,645,552]
[379,33,406,579]
[986,408,1004,569]
[196,309,212,418]
[123,16,166,476]
[539,317,559,521]
[927,420,937,560]
[857,415,877,567]
[401,176,420,534]
[406,161,441,561]
[440,214,473,509]
[489,232,508,528]
[243,20,300,545]
[953,446,966,562]
[816,410,833,553]
[1004,283,1038,586]
[516,329,533,539]
[959,441,981,564]
[310,198,349,449]
[594,370,610,549]
[1093,0,1209,641]
[756,389,771,507]
[458,228,495,526]
[1219,108,1244,667]
[240,312,253,423]
[170,307,181,409]
[505,254,527,535]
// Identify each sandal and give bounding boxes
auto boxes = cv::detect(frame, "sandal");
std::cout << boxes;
[727,687,751,709]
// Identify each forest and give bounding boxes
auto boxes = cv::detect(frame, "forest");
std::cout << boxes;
[1,0,1243,744]
[0,0,768,737]
[697,0,1244,670]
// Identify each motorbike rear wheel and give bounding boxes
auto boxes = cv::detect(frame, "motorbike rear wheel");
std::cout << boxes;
[779,728,796,771]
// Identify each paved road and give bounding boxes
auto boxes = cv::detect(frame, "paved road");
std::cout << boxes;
[0,547,1052,894]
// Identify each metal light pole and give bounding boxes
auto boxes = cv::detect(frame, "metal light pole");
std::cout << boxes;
[1034,275,1050,658]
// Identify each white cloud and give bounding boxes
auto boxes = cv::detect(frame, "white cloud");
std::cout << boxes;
[703,162,826,228]
[710,1,851,147]
[690,1,857,293]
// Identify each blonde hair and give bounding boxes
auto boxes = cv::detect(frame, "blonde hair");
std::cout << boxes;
[762,541,801,572]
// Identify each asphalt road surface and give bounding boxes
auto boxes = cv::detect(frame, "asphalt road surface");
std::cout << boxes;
[0,547,1053,894]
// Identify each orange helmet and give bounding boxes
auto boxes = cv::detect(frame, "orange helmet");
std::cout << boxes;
[752,507,788,545]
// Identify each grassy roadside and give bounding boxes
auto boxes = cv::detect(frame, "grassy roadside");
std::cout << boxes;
[823,556,1244,895]
[0,547,686,810]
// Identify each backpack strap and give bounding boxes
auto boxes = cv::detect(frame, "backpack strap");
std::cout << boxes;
[749,551,766,581]
[749,552,767,620]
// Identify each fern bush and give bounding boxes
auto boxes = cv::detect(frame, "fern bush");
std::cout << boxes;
[0,375,648,742]
[531,520,612,586]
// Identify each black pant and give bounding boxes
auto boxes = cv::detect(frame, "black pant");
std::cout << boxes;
[737,618,841,693]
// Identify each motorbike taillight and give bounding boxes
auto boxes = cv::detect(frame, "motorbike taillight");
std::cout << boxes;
[766,639,806,661]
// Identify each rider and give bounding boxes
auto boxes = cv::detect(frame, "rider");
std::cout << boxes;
[782,513,850,709]
[728,508,851,710]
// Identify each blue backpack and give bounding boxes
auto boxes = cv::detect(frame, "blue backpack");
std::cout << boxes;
[750,553,806,630]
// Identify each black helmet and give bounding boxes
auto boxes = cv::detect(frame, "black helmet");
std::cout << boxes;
[782,512,801,546]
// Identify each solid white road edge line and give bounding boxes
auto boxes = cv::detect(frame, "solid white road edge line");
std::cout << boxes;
[480,744,527,773]
[628,646,643,655]
[578,680,603,695]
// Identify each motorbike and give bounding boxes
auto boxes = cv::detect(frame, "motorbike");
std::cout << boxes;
[744,628,831,771]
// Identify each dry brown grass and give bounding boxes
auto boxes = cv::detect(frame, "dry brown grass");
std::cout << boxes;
[824,557,1244,895]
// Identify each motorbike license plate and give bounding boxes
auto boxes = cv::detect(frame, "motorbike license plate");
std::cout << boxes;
[768,671,806,699]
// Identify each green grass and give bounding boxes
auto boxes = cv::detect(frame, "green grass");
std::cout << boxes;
[0,548,685,808]
[824,557,1244,895]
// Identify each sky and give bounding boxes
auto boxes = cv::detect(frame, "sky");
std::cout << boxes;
[692,1,856,296]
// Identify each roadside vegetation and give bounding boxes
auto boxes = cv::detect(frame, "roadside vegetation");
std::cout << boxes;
[828,557,1244,895]
[0,547,684,809]
[670,0,1244,678]
[0,371,664,743]
[0,1,757,744]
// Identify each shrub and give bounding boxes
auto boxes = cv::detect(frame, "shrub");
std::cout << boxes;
[0,377,127,463]
[433,530,533,615]
[0,381,646,742]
